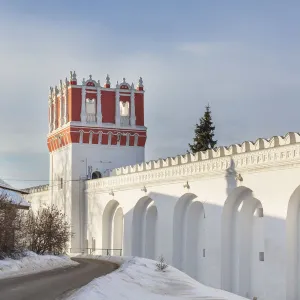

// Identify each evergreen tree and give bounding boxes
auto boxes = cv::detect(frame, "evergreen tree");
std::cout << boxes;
[188,105,217,153]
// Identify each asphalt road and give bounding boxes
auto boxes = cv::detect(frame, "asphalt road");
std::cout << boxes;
[0,258,118,300]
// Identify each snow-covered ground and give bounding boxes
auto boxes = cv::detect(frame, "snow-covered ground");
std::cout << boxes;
[67,255,247,300]
[0,251,78,279]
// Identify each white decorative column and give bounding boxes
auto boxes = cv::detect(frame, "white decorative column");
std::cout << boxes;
[130,85,136,126]
[115,88,120,126]
[96,87,102,125]
[64,78,68,124]
[48,100,52,133]
[53,92,56,130]
[81,86,87,123]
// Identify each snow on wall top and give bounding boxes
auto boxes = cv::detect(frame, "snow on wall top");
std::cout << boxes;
[112,132,300,176]
[0,179,30,208]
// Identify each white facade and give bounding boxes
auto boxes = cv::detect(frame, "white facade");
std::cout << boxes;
[25,132,300,300]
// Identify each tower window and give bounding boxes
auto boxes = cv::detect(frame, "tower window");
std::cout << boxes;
[92,171,102,179]
[259,252,264,262]
[60,178,63,189]
[86,98,96,122]
[120,101,129,116]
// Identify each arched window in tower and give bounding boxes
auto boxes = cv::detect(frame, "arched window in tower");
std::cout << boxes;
[86,98,96,123]
[92,171,102,179]
[120,101,130,126]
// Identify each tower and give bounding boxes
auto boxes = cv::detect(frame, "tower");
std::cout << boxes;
[47,72,147,251]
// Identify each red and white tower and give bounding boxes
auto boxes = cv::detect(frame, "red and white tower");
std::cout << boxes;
[47,72,147,250]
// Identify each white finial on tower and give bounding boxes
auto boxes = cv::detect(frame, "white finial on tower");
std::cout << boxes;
[54,85,59,96]
[131,82,134,89]
[116,80,120,88]
[70,71,77,83]
[137,77,144,90]
[106,74,111,86]
[89,74,92,80]
[123,77,126,83]
[82,78,86,85]
[138,77,143,88]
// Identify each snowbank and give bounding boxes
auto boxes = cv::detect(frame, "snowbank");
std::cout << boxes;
[0,251,78,279]
[67,256,247,300]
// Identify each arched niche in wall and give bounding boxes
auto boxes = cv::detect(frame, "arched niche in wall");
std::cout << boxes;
[131,196,158,259]
[144,203,158,259]
[172,193,206,283]
[102,200,124,256]
[286,185,300,300]
[221,186,264,299]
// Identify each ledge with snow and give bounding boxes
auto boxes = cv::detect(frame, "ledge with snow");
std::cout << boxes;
[68,256,247,300]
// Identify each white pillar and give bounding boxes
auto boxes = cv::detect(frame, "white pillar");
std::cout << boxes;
[130,89,136,126]
[115,89,120,126]
[96,87,102,125]
[53,96,56,130]
[81,87,86,123]
[64,86,68,124]
[48,100,52,133]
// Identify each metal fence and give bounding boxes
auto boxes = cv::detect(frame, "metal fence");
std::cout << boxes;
[69,248,122,256]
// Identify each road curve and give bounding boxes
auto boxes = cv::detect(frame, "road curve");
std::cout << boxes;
[0,258,118,300]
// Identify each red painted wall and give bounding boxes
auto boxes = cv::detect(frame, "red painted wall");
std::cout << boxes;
[135,93,144,126]
[69,88,81,121]
[86,92,96,99]
[102,91,115,123]
[120,95,130,102]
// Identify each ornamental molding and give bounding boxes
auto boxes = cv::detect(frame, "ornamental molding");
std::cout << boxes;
[85,133,300,192]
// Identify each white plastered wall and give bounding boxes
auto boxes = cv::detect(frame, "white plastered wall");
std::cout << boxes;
[86,163,300,300]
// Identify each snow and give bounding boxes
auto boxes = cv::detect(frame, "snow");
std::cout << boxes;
[0,251,78,279]
[0,179,30,208]
[67,256,247,300]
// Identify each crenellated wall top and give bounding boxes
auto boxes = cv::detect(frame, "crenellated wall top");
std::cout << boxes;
[112,132,300,176]
[85,132,300,191]
[22,184,49,194]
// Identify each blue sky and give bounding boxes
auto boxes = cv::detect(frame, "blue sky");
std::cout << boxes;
[0,1,300,188]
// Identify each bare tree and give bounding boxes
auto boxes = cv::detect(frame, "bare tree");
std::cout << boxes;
[26,205,72,255]
[0,192,27,258]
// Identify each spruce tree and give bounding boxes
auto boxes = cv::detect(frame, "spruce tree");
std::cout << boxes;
[188,105,217,153]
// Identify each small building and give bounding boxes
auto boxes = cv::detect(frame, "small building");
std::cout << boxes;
[0,179,30,209]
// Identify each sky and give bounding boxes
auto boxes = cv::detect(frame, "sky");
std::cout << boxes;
[0,0,300,188]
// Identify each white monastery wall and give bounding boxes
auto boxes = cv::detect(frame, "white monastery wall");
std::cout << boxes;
[84,133,300,300]
[25,188,50,212]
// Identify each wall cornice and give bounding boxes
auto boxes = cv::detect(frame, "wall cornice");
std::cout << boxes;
[85,134,300,193]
